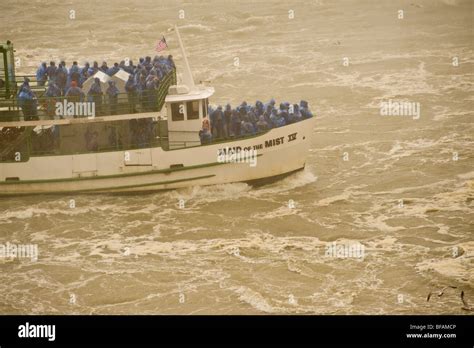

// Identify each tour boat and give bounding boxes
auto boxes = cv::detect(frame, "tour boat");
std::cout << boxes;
[0,26,316,196]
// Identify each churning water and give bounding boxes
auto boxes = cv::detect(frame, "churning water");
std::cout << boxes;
[0,0,473,314]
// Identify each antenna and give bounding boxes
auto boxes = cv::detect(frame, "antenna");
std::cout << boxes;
[174,25,195,90]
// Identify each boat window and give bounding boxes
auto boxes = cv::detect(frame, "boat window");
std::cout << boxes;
[128,118,156,149]
[201,98,208,118]
[1,121,165,161]
[0,127,30,162]
[30,126,60,156]
[186,101,199,120]
[171,102,184,121]
[54,117,161,154]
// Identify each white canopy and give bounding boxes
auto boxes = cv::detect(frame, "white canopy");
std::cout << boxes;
[110,69,130,94]
[82,70,111,95]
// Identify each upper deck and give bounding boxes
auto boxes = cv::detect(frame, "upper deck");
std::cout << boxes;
[0,68,177,126]
[0,31,314,163]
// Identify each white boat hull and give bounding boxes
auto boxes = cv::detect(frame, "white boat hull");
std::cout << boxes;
[0,118,316,195]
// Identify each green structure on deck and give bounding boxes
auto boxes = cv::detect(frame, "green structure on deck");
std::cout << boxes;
[0,41,16,102]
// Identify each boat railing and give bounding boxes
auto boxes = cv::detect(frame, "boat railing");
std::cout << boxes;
[167,140,201,149]
[0,69,177,122]
[0,124,169,161]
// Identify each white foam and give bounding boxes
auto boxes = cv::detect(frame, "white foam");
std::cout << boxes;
[232,286,275,313]
[416,242,474,283]
[458,171,474,180]
[317,192,351,206]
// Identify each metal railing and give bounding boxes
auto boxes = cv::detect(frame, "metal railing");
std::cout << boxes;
[0,124,168,161]
[0,69,176,122]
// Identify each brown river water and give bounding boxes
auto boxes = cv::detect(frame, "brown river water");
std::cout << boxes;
[0,0,473,314]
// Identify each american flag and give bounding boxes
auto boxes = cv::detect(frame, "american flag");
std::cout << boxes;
[155,36,168,52]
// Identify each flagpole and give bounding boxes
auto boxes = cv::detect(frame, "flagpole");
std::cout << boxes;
[174,24,196,89]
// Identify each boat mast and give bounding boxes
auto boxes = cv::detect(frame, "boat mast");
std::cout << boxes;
[174,24,195,90]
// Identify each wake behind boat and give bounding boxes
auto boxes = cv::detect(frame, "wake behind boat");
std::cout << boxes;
[0,26,315,195]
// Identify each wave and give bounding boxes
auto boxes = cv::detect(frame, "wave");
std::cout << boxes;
[178,24,213,32]
[416,241,474,284]
[229,26,257,34]
[231,286,276,313]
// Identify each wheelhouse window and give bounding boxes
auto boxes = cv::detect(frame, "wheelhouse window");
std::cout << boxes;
[171,102,184,121]
[186,101,199,120]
